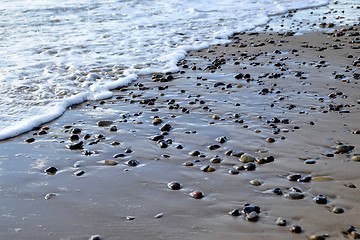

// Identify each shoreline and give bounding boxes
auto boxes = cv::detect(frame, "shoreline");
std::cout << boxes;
[0,3,359,240]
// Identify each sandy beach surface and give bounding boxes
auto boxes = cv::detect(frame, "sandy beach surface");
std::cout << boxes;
[0,3,359,240]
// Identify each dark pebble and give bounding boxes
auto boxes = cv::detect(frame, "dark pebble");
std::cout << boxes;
[243,204,260,214]
[216,136,228,143]
[167,181,181,190]
[229,169,240,175]
[66,141,84,150]
[276,217,287,226]
[229,209,241,216]
[74,170,85,176]
[113,153,126,158]
[273,188,283,195]
[313,194,328,204]
[71,128,82,134]
[200,165,216,172]
[189,191,204,199]
[244,162,256,171]
[208,144,221,150]
[160,123,172,132]
[45,166,58,175]
[25,138,36,143]
[125,159,139,167]
[287,174,302,181]
[89,235,101,240]
[290,225,302,233]
[209,156,222,163]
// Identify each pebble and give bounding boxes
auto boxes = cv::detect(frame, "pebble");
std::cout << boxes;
[160,123,172,132]
[244,162,256,171]
[309,234,326,240]
[336,144,354,154]
[250,179,263,186]
[287,174,302,181]
[44,193,57,200]
[154,213,164,219]
[99,160,118,166]
[305,159,317,164]
[229,169,239,175]
[215,136,227,143]
[126,216,135,221]
[183,161,194,166]
[113,153,126,158]
[229,209,241,216]
[109,126,118,132]
[200,165,216,172]
[66,141,84,150]
[167,181,181,190]
[125,160,139,167]
[25,138,36,143]
[74,170,85,176]
[332,206,344,214]
[284,192,304,200]
[208,144,221,150]
[266,137,276,143]
[245,211,258,222]
[97,120,113,127]
[290,225,302,233]
[276,217,287,226]
[240,153,256,163]
[189,150,201,156]
[243,204,260,214]
[313,194,328,204]
[45,166,58,175]
[189,191,204,199]
[209,156,222,163]
[89,235,101,240]
[152,118,163,125]
[351,155,360,162]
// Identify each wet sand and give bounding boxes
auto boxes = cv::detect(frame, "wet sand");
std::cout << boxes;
[0,5,359,240]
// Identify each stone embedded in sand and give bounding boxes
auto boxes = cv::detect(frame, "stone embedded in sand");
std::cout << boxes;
[266,137,276,143]
[109,125,118,132]
[336,144,354,154]
[244,162,256,171]
[69,134,80,141]
[351,155,360,162]
[276,217,287,226]
[152,118,162,125]
[66,141,84,150]
[243,204,260,214]
[189,150,201,156]
[208,144,221,150]
[290,225,302,234]
[154,213,164,219]
[189,191,204,199]
[313,194,328,204]
[44,193,57,200]
[200,165,216,172]
[89,235,101,240]
[240,153,256,163]
[182,161,194,167]
[45,166,58,175]
[229,209,241,216]
[160,123,172,132]
[126,216,135,221]
[167,181,181,190]
[74,170,85,176]
[298,176,312,183]
[229,169,239,175]
[99,160,118,166]
[125,159,139,167]
[284,192,304,200]
[113,153,126,158]
[71,128,82,134]
[250,179,263,186]
[97,120,113,127]
[212,114,220,120]
[157,140,168,148]
[215,136,227,144]
[25,138,36,143]
[332,206,345,214]
[245,211,258,222]
[309,234,326,240]
[287,174,302,181]
[209,156,222,163]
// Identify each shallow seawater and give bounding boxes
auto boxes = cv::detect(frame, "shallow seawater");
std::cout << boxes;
[0,0,335,140]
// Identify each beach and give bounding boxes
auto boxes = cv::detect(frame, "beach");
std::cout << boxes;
[0,3,359,240]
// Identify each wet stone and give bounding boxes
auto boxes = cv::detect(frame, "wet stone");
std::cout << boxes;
[244,162,256,171]
[74,170,85,176]
[109,126,118,132]
[25,138,36,143]
[113,153,126,158]
[45,166,58,175]
[229,209,241,216]
[305,159,317,164]
[154,213,164,219]
[287,174,302,181]
[158,140,168,148]
[332,206,345,214]
[276,217,287,226]
[336,144,354,154]
[44,193,57,200]
[245,211,258,222]
[298,176,312,183]
[100,160,118,166]
[167,181,181,190]
[189,150,201,156]
[208,144,221,150]
[309,234,326,240]
[250,179,263,186]
[229,169,239,175]
[240,153,256,163]
[160,123,172,132]
[67,141,84,150]
[183,161,194,167]
[209,156,222,163]
[313,194,328,204]
[290,225,302,234]
[243,204,260,214]
[189,191,204,199]
[200,165,216,172]
[125,159,139,167]
[273,188,283,195]
[71,128,82,134]
[351,155,360,162]
[216,136,227,144]
[97,120,113,127]
[285,192,304,200]
[89,235,101,240]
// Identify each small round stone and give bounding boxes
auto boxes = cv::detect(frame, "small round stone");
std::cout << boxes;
[243,204,260,214]
[45,166,58,175]
[160,123,172,132]
[240,153,256,163]
[266,137,276,143]
[229,169,239,175]
[100,160,119,166]
[313,194,328,204]
[309,234,326,240]
[189,150,201,156]
[276,217,287,226]
[336,144,352,154]
[44,193,57,200]
[332,206,344,214]
[183,161,194,166]
[109,126,118,132]
[97,120,113,127]
[125,159,139,167]
[351,155,360,162]
[290,225,302,233]
[244,162,256,171]
[245,211,258,222]
[152,118,162,125]
[200,165,216,172]
[25,138,36,143]
[229,209,241,216]
[216,136,228,143]
[305,159,317,164]
[189,191,204,199]
[167,181,181,190]
[287,174,302,181]
[210,156,222,163]
[285,192,304,200]
[250,179,263,186]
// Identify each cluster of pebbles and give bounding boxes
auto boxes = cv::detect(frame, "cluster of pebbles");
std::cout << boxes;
[12,18,360,240]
